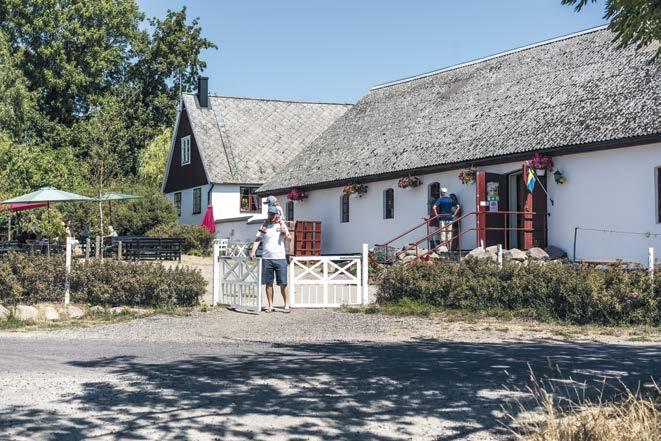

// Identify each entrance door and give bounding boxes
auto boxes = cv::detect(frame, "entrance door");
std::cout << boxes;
[523,174,548,249]
[476,171,508,248]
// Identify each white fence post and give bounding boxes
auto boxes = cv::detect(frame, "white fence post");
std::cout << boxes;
[649,247,655,277]
[211,241,219,305]
[497,244,503,270]
[64,237,72,304]
[289,258,296,308]
[362,243,369,305]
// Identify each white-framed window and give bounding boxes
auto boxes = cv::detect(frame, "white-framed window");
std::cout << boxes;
[181,135,191,166]
[286,201,294,221]
[383,188,394,219]
[240,187,261,213]
[656,166,661,223]
[173,192,182,217]
[340,194,350,223]
[192,187,202,214]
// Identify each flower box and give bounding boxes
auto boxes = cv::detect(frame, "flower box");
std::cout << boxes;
[397,176,422,189]
[287,188,308,201]
[343,184,368,198]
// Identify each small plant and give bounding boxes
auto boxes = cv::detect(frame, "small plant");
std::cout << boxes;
[530,152,554,172]
[553,170,567,184]
[286,188,308,201]
[397,176,422,189]
[343,183,368,197]
[458,166,476,184]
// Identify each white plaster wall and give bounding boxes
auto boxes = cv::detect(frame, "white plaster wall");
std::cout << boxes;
[165,183,213,226]
[545,143,661,263]
[291,171,477,254]
[291,142,661,264]
[215,220,262,243]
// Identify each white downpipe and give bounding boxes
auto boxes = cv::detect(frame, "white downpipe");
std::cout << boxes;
[649,247,655,277]
[64,237,72,304]
[362,243,369,305]
[497,244,503,270]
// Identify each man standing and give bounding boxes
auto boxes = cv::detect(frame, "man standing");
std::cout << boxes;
[249,206,291,313]
[432,188,460,248]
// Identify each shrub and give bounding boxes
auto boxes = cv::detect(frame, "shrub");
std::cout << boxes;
[111,186,178,236]
[146,223,215,256]
[0,254,205,307]
[377,259,659,326]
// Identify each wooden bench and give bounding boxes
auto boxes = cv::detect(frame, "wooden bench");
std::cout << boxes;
[114,237,184,262]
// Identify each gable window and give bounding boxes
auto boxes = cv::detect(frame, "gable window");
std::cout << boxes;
[286,201,294,221]
[181,135,191,166]
[383,188,394,219]
[340,194,350,223]
[657,167,661,223]
[192,187,202,214]
[173,192,182,217]
[240,186,260,212]
[428,182,440,216]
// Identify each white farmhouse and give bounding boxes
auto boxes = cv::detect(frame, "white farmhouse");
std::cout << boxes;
[161,77,351,243]
[259,28,661,263]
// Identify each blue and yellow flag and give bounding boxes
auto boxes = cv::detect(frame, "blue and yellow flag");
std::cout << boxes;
[526,167,536,193]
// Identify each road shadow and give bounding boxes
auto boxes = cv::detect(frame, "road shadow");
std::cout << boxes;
[1,340,659,440]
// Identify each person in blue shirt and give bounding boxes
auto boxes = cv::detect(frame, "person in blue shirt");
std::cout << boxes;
[432,188,461,248]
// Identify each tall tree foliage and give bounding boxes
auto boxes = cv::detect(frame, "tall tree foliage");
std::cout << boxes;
[563,0,661,60]
[0,0,216,177]
[0,31,36,141]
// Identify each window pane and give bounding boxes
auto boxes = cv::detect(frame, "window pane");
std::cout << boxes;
[658,167,661,222]
[384,189,394,219]
[287,201,294,221]
[341,194,349,223]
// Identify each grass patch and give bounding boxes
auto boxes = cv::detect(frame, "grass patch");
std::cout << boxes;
[0,307,191,332]
[627,336,651,342]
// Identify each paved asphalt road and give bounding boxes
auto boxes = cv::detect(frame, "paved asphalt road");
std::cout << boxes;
[0,311,659,440]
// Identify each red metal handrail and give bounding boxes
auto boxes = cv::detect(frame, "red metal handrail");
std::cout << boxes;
[376,210,545,263]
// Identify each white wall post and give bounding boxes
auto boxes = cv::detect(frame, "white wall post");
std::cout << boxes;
[289,258,296,308]
[649,247,655,277]
[497,244,503,270]
[362,243,369,305]
[211,241,219,305]
[64,237,72,304]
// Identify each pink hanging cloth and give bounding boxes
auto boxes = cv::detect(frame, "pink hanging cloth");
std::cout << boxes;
[200,205,216,233]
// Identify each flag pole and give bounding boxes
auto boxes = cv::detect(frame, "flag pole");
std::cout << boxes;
[526,161,554,206]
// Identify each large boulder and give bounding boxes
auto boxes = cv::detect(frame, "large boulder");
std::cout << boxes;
[399,254,418,264]
[0,305,9,320]
[66,306,86,319]
[14,305,38,321]
[485,245,500,254]
[403,246,426,257]
[504,248,527,262]
[545,245,567,260]
[526,247,549,260]
[42,306,60,321]
[467,247,496,261]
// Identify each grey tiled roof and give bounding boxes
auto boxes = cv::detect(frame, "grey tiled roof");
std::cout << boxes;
[183,94,351,184]
[260,28,660,192]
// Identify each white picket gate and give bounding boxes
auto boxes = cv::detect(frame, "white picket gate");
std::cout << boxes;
[212,242,369,312]
[211,246,262,313]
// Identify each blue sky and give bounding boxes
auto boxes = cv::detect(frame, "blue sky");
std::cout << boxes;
[137,0,608,103]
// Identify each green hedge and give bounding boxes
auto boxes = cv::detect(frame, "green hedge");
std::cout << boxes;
[0,253,205,307]
[377,259,660,326]
[146,223,215,256]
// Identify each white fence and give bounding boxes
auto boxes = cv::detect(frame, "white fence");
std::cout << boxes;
[211,242,370,312]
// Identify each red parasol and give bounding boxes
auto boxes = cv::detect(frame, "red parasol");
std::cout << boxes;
[200,205,216,233]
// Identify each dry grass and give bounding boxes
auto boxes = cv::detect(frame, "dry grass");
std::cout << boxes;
[504,364,660,441]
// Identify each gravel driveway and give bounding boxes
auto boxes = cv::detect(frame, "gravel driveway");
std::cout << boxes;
[0,310,659,440]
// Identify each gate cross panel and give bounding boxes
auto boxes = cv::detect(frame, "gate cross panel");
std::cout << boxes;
[290,253,367,308]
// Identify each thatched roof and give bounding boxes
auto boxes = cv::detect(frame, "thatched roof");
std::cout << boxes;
[183,94,351,184]
[260,28,660,193]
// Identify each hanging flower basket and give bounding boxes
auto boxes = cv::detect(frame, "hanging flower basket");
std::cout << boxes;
[553,170,567,185]
[343,183,368,198]
[287,188,308,202]
[397,176,422,189]
[458,166,476,185]
[530,153,554,175]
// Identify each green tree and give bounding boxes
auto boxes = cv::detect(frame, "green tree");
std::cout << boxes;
[0,31,36,140]
[139,128,172,188]
[130,6,217,129]
[563,0,661,60]
[80,95,129,241]
[0,0,143,125]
